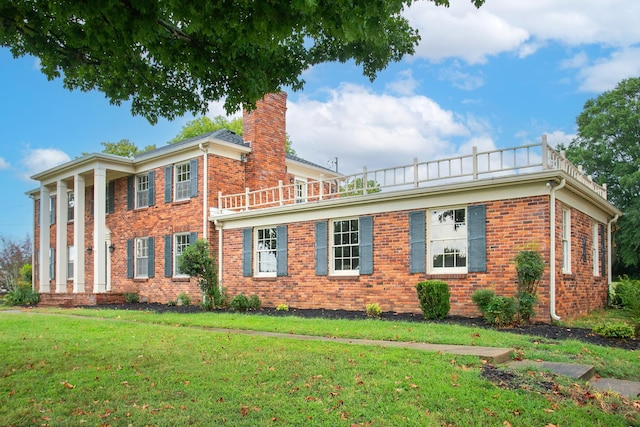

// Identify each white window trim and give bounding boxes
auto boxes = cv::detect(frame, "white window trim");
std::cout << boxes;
[427,207,468,275]
[136,173,150,208]
[294,177,308,204]
[592,223,600,277]
[135,237,149,279]
[562,208,571,274]
[330,217,360,277]
[174,162,191,202]
[174,232,190,277]
[67,191,75,222]
[255,226,277,278]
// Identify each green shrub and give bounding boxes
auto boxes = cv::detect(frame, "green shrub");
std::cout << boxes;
[247,295,261,310]
[177,293,191,306]
[471,289,495,312]
[484,296,517,327]
[276,303,289,311]
[230,294,250,312]
[514,249,544,324]
[516,292,537,324]
[124,292,139,304]
[415,280,450,319]
[167,300,177,306]
[3,285,39,306]
[615,277,640,321]
[593,322,636,339]
[365,303,382,318]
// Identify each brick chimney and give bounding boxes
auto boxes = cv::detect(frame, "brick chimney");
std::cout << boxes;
[243,92,288,190]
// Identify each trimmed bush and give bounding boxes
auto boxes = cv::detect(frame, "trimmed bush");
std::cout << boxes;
[471,289,495,312]
[276,303,289,311]
[247,295,261,310]
[484,296,517,327]
[177,293,191,306]
[3,285,39,306]
[124,292,139,304]
[593,322,636,339]
[366,303,382,318]
[230,294,250,312]
[415,280,450,319]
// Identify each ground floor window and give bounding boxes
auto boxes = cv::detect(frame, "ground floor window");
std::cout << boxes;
[174,233,191,276]
[67,246,75,279]
[429,207,467,273]
[592,223,599,277]
[135,237,149,278]
[331,218,360,274]
[256,227,277,276]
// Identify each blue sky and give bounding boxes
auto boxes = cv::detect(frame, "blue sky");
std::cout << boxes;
[1,0,640,240]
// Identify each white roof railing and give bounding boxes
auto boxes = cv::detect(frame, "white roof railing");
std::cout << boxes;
[213,137,607,215]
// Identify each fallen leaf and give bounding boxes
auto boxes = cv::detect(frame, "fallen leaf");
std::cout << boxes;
[61,381,75,389]
[240,406,249,417]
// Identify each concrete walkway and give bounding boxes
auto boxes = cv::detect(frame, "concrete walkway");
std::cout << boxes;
[212,327,639,398]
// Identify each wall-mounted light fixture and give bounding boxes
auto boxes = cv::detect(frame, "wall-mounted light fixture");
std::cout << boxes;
[240,154,248,163]
[108,244,115,253]
[86,246,93,255]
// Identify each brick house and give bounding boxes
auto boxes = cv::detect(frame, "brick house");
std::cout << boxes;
[29,92,620,321]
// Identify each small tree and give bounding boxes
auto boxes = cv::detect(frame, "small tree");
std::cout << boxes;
[514,249,545,323]
[177,239,221,310]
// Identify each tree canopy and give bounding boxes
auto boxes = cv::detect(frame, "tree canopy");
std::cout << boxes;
[100,139,156,158]
[0,0,484,124]
[0,234,31,292]
[561,77,640,274]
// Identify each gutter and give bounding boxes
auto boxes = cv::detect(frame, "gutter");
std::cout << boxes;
[215,219,224,293]
[549,178,566,321]
[199,143,209,238]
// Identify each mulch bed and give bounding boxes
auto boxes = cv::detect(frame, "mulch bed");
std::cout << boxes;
[89,303,639,351]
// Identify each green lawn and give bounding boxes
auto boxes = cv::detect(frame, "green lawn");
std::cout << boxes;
[1,309,638,426]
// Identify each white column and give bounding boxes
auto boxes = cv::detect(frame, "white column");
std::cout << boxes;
[39,185,51,293]
[73,174,86,293]
[93,168,107,293]
[55,180,68,293]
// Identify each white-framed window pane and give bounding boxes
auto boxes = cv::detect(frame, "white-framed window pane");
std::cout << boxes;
[429,208,467,273]
[136,174,149,208]
[332,218,359,273]
[135,237,149,278]
[49,247,55,280]
[67,246,75,279]
[256,227,277,275]
[562,209,571,273]
[67,192,75,222]
[174,233,190,276]
[174,162,191,201]
[592,223,599,277]
[295,178,307,204]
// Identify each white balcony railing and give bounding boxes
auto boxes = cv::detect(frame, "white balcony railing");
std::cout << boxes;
[213,138,607,215]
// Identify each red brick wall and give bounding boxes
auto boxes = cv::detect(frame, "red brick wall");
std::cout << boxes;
[219,195,609,321]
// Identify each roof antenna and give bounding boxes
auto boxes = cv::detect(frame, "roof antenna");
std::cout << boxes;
[328,157,338,173]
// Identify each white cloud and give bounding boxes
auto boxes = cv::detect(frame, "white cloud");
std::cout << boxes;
[438,62,484,91]
[19,147,70,181]
[575,47,640,93]
[287,84,495,174]
[0,157,9,170]
[386,69,420,96]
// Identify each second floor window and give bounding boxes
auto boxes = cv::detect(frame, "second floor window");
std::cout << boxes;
[136,174,150,208]
[174,162,191,201]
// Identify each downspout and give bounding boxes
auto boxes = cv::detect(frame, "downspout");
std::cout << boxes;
[214,219,223,292]
[607,214,619,293]
[199,143,209,239]
[548,178,566,321]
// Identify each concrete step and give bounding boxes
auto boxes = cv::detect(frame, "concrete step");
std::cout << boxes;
[590,377,640,398]
[506,360,596,381]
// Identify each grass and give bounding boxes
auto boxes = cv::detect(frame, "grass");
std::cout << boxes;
[1,309,638,426]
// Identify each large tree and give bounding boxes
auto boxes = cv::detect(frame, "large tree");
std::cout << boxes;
[561,77,640,275]
[0,234,31,292]
[0,1,484,124]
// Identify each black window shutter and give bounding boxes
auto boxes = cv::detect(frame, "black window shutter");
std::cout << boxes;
[148,171,156,206]
[409,211,426,273]
[126,239,134,279]
[242,228,253,277]
[600,224,606,277]
[164,166,173,203]
[127,176,134,210]
[164,235,172,277]
[315,221,328,276]
[148,237,155,278]
[467,204,487,273]
[359,216,373,275]
[276,225,288,276]
[107,181,115,214]
[190,158,199,198]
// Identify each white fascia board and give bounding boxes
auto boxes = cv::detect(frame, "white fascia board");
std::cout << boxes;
[286,159,341,180]
[34,155,135,188]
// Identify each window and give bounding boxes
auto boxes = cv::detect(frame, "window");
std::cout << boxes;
[49,196,56,224]
[295,178,307,203]
[429,208,467,273]
[67,192,75,222]
[562,209,571,273]
[49,247,55,280]
[592,223,599,277]
[331,218,360,274]
[136,174,150,208]
[256,227,277,276]
[135,238,149,278]
[67,246,75,279]
[174,162,191,201]
[174,233,191,276]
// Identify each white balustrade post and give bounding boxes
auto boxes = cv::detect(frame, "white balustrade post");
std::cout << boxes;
[472,146,478,180]
[278,180,284,206]
[413,157,419,188]
[363,167,368,195]
[244,188,250,211]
